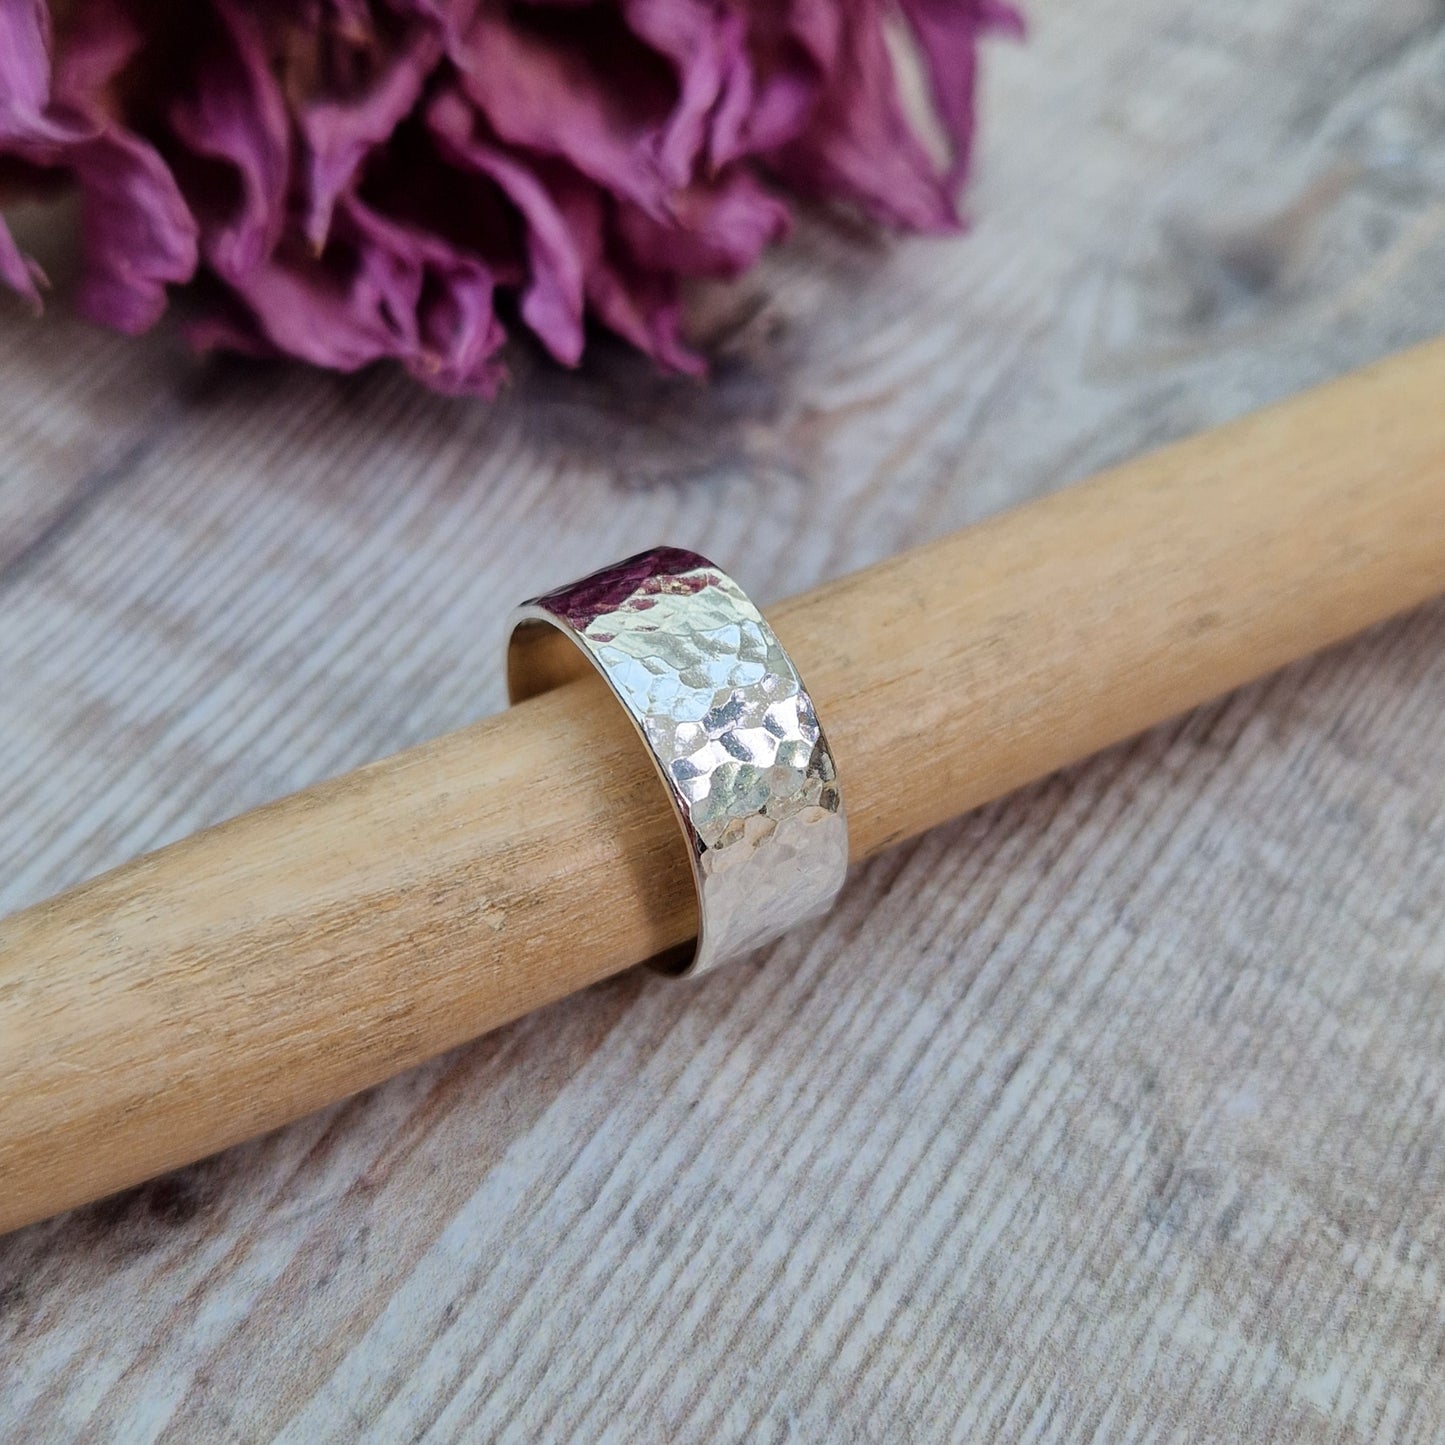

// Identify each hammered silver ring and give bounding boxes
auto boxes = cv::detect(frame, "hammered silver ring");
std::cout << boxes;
[506,547,848,978]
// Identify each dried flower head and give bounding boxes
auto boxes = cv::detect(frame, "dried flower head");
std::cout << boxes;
[0,0,1021,394]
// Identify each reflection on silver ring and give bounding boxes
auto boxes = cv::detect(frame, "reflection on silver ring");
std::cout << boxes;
[507,547,848,978]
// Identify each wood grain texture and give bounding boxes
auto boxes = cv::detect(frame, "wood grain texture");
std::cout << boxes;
[3,0,1445,1436]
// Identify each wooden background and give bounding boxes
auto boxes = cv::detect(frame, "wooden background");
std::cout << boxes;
[4,0,1445,1437]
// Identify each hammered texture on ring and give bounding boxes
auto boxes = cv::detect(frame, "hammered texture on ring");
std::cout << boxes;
[507,547,848,977]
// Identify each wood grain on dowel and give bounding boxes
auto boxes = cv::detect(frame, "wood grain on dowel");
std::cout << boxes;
[3,339,1445,1235]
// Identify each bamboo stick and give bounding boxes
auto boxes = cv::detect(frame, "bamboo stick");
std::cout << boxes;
[2,339,1444,1235]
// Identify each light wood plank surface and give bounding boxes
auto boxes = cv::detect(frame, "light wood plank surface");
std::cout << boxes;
[3,0,1445,1438]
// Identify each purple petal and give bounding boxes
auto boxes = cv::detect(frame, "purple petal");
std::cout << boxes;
[703,10,757,167]
[297,26,443,249]
[585,251,704,376]
[0,0,53,308]
[0,214,45,308]
[0,0,55,126]
[618,0,727,186]
[709,0,838,165]
[900,0,1025,188]
[771,2,958,233]
[0,0,195,324]
[168,0,291,279]
[0,0,90,154]
[69,128,199,332]
[339,194,506,394]
[402,0,485,56]
[428,87,587,365]
[183,287,283,360]
[207,189,506,395]
[453,8,675,215]
[48,0,142,106]
[224,254,403,372]
[617,167,789,278]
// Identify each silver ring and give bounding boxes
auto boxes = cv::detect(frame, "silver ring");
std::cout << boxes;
[507,547,848,977]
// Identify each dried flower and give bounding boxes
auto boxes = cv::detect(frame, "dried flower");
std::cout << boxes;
[0,0,1021,395]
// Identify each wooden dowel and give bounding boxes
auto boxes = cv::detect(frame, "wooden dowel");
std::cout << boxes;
[3,339,1444,1234]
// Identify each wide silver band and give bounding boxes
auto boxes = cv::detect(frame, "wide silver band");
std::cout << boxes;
[507,547,848,978]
